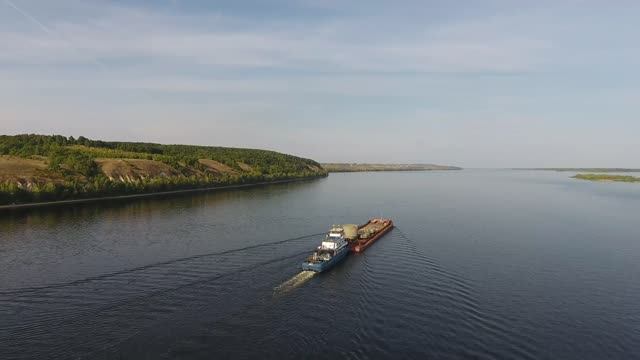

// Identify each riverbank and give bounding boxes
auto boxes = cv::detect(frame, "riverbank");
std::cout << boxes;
[0,134,327,206]
[0,175,325,211]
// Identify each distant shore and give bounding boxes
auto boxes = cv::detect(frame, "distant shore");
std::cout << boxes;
[516,168,640,173]
[0,176,325,211]
[322,163,462,173]
[572,173,640,183]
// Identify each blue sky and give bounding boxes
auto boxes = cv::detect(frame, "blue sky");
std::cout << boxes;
[1,0,638,167]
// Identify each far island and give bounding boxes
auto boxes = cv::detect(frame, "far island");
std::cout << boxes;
[572,173,640,183]
[322,163,462,173]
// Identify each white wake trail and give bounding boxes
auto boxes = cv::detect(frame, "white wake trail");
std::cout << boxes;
[273,271,316,295]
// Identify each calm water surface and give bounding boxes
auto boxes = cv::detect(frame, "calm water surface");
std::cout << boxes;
[1,170,639,359]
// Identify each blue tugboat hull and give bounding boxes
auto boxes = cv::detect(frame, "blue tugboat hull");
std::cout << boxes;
[301,247,349,273]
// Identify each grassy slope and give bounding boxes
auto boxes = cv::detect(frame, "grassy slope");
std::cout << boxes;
[322,163,462,172]
[0,135,326,205]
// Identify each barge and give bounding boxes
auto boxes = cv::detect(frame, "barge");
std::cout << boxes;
[301,218,394,272]
[344,218,394,253]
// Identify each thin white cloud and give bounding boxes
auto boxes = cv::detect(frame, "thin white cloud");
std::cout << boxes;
[0,0,551,73]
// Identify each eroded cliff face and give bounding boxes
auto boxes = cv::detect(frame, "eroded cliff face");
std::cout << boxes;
[0,156,55,189]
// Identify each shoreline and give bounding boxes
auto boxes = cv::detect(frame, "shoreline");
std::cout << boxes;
[0,176,325,211]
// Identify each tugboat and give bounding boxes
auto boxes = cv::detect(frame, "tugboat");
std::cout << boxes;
[301,225,350,272]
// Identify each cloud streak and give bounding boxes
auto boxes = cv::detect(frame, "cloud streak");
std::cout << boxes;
[0,1,551,74]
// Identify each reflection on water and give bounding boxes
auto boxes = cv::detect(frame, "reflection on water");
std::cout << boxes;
[1,178,326,233]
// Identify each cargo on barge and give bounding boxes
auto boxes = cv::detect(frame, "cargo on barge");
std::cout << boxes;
[343,218,394,253]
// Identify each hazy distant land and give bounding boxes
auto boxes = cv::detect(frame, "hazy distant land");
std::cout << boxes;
[572,174,640,183]
[518,168,640,172]
[322,163,462,172]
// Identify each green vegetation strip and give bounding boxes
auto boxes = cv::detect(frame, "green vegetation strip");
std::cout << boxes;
[572,173,640,183]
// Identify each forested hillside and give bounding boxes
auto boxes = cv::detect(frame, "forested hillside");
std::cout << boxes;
[0,134,326,205]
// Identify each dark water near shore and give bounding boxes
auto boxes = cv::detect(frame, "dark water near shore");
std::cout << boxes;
[1,170,639,359]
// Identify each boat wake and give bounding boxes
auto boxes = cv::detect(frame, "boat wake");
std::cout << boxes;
[0,231,325,295]
[273,271,316,295]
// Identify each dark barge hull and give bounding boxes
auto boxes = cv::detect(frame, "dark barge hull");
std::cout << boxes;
[349,219,394,253]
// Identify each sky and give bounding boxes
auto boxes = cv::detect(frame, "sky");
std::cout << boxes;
[1,0,639,167]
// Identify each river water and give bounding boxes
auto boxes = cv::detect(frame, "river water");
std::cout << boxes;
[1,170,639,359]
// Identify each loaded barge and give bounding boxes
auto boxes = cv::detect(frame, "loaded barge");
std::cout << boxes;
[301,218,393,272]
[344,218,394,253]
